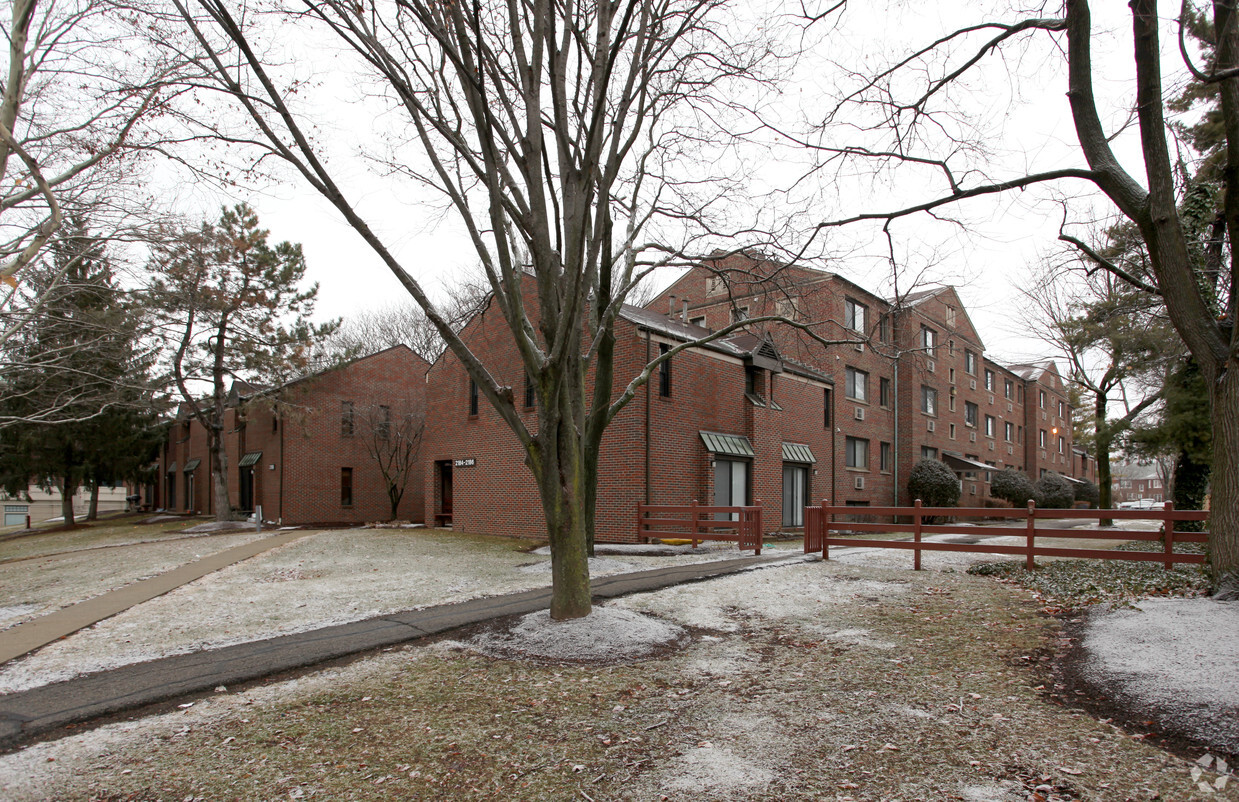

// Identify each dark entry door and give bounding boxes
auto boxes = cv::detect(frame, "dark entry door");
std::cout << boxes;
[439,462,453,523]
[239,467,254,512]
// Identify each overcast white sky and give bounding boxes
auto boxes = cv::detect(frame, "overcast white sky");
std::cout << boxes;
[167,0,1188,368]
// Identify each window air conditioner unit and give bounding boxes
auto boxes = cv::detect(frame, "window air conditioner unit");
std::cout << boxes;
[988,442,995,451]
[969,432,977,442]
[926,360,935,372]
[988,395,995,404]
[854,407,865,421]
[1007,403,1013,412]
[854,342,865,352]
[926,420,936,433]
[854,476,865,490]
[1007,445,1014,454]
[970,380,977,390]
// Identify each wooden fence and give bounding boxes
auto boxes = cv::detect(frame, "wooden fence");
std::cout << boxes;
[803,500,1208,570]
[637,500,764,554]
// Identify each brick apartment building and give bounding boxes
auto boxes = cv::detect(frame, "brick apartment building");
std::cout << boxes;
[650,253,1090,509]
[157,345,428,525]
[421,286,834,543]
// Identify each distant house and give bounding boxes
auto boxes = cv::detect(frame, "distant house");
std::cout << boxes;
[1110,462,1165,505]
[1,485,129,527]
[156,345,428,525]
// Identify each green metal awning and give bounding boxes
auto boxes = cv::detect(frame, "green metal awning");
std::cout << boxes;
[166,462,176,473]
[700,431,754,458]
[238,451,263,468]
[183,458,201,472]
[782,442,816,463]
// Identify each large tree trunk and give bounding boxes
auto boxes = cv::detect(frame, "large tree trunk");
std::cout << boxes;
[209,425,233,522]
[86,480,100,521]
[1209,365,1239,598]
[529,409,593,620]
[1094,393,1114,525]
[60,475,76,527]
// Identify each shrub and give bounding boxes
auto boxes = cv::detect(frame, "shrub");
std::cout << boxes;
[990,468,1038,506]
[1035,471,1075,509]
[908,458,961,507]
[1073,479,1100,507]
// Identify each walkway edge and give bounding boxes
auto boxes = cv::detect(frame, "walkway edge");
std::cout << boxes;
[0,552,800,751]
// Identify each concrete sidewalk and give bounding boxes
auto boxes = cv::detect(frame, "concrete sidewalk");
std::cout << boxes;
[0,552,798,750]
[0,530,311,665]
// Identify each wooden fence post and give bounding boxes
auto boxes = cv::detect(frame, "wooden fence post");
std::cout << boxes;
[1163,501,1175,571]
[691,499,699,549]
[1026,499,1037,570]
[748,498,758,555]
[822,498,830,561]
[913,499,923,571]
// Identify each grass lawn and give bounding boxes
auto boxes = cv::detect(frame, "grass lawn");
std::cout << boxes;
[0,560,1220,801]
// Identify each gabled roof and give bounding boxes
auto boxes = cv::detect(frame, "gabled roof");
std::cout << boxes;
[1006,360,1055,381]
[618,305,829,383]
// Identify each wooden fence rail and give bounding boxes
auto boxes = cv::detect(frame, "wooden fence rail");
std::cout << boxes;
[804,499,1208,571]
[637,499,763,554]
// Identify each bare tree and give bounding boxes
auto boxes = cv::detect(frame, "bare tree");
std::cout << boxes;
[169,0,809,618]
[1,0,189,340]
[358,398,424,521]
[805,0,1239,596]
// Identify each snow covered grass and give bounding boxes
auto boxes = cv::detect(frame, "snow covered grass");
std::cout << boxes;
[0,560,1221,801]
[0,529,796,693]
[0,531,271,632]
[0,515,199,561]
[1082,598,1239,755]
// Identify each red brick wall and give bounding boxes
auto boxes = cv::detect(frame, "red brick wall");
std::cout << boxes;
[157,346,428,524]
[421,292,836,542]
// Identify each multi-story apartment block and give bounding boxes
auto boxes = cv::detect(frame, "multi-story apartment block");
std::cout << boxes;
[651,253,1088,509]
[1110,462,1165,505]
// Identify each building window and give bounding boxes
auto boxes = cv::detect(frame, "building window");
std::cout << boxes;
[845,367,868,402]
[880,441,892,472]
[879,377,892,408]
[341,402,355,437]
[945,305,957,326]
[823,387,832,427]
[877,314,890,343]
[1058,400,1065,418]
[965,401,978,427]
[985,415,995,437]
[469,379,479,416]
[921,326,937,354]
[964,350,977,375]
[690,315,707,327]
[845,298,866,333]
[1039,429,1047,448]
[732,306,749,323]
[921,446,938,460]
[949,367,956,384]
[272,414,279,433]
[845,437,869,469]
[921,385,937,416]
[341,467,353,507]
[1039,389,1047,408]
[1005,421,1014,442]
[377,405,391,440]
[985,369,995,392]
[658,343,672,397]
[714,459,749,511]
[524,375,536,409]
[1004,379,1014,399]
[949,422,956,439]
[1058,436,1065,454]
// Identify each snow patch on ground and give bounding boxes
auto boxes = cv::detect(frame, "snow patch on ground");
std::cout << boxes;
[467,606,684,662]
[180,521,256,534]
[517,556,635,575]
[1082,597,1239,751]
[656,743,775,796]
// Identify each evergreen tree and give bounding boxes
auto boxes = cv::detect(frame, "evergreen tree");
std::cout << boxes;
[149,204,337,522]
[0,218,155,525]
